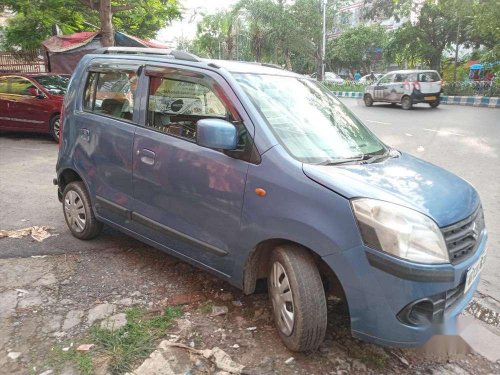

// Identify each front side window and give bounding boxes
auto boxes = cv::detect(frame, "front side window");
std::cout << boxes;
[378,74,393,84]
[83,70,138,121]
[235,73,386,164]
[147,75,229,141]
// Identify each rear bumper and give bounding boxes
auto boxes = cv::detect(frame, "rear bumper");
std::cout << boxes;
[412,91,441,103]
[322,232,488,347]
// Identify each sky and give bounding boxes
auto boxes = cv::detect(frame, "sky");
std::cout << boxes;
[156,0,238,47]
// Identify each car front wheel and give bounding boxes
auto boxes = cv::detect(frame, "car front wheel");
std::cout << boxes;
[364,94,374,107]
[62,181,103,240]
[401,96,413,110]
[268,244,327,351]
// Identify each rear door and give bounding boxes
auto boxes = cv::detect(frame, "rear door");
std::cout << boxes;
[131,64,256,277]
[373,74,393,101]
[418,71,442,94]
[71,62,141,223]
[390,73,407,102]
[4,76,50,130]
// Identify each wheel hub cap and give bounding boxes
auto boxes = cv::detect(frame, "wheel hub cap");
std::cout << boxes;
[270,261,295,336]
[64,190,86,233]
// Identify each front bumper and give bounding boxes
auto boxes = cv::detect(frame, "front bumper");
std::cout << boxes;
[322,232,488,347]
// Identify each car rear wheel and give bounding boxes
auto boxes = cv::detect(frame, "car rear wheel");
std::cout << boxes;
[429,100,440,108]
[401,96,413,110]
[363,94,374,107]
[62,181,102,240]
[268,244,327,351]
[50,115,60,142]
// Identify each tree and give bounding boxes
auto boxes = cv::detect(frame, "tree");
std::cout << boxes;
[328,25,387,73]
[0,0,180,50]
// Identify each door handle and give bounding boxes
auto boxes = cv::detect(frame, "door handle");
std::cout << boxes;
[80,128,90,142]
[137,148,156,165]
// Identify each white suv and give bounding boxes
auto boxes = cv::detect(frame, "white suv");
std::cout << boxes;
[363,70,443,109]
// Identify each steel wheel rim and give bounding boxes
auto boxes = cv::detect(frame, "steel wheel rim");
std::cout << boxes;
[270,261,295,336]
[53,118,60,139]
[64,190,86,233]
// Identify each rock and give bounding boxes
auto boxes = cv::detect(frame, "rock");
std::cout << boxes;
[62,310,84,331]
[219,292,233,302]
[285,357,295,365]
[246,327,257,331]
[100,313,127,331]
[232,344,240,349]
[175,319,192,336]
[59,299,74,305]
[18,291,43,309]
[169,292,205,306]
[42,314,63,333]
[232,300,243,307]
[34,273,57,286]
[39,370,54,375]
[351,359,367,372]
[118,298,133,306]
[0,290,18,319]
[7,352,22,360]
[87,303,116,325]
[130,291,141,297]
[212,305,229,316]
[76,344,94,352]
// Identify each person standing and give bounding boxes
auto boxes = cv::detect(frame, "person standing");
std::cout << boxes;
[354,70,361,81]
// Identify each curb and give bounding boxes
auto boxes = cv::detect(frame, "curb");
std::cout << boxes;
[333,91,500,108]
[466,291,500,328]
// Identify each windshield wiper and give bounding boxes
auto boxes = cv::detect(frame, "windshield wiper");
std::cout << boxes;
[317,152,388,166]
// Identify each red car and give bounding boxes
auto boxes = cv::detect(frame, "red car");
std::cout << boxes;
[0,73,70,141]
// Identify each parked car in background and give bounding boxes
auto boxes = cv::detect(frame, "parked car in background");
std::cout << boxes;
[311,71,345,84]
[0,73,70,141]
[363,70,443,109]
[56,48,486,352]
[359,73,383,83]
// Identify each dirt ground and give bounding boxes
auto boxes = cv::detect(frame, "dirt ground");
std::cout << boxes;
[1,234,499,375]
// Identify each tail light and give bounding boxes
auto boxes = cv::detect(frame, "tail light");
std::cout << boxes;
[413,80,421,91]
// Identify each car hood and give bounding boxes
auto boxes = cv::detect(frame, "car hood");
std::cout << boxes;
[302,152,479,227]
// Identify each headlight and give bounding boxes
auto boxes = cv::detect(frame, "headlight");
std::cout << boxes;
[352,198,449,264]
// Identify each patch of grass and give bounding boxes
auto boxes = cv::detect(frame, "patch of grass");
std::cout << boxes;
[358,351,388,369]
[197,301,214,314]
[45,344,93,375]
[90,306,182,374]
[76,353,94,375]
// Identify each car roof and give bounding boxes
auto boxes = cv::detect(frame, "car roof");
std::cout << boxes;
[384,70,438,74]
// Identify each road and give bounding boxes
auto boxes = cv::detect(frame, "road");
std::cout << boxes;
[340,99,500,304]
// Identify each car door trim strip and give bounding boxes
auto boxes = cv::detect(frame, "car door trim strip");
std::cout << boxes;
[130,212,228,257]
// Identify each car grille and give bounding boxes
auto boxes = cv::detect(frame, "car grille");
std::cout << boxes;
[442,206,485,264]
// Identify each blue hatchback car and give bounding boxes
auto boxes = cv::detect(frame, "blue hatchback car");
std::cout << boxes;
[56,47,487,351]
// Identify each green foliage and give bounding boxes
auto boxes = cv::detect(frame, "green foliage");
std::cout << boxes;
[0,0,180,50]
[328,25,387,72]
[90,307,182,374]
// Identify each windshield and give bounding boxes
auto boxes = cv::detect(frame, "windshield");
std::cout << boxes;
[234,73,387,164]
[33,75,70,95]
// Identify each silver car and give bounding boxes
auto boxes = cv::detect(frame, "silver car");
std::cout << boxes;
[363,70,443,109]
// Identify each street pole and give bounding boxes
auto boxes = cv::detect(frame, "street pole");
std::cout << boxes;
[453,18,460,82]
[322,0,327,81]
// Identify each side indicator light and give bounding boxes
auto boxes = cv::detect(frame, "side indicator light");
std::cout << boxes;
[255,188,267,197]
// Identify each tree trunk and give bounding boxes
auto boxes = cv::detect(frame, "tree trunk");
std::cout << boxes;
[430,53,441,71]
[315,47,322,81]
[284,47,292,71]
[100,0,114,47]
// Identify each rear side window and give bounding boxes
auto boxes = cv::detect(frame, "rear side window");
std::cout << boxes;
[0,77,8,94]
[83,70,138,121]
[418,72,440,82]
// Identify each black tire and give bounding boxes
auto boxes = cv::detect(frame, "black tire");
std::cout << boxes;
[49,115,60,142]
[62,181,103,240]
[429,100,440,108]
[401,96,413,110]
[364,94,374,107]
[268,244,327,351]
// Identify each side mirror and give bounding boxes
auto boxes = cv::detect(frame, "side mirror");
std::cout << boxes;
[28,87,44,98]
[196,118,237,151]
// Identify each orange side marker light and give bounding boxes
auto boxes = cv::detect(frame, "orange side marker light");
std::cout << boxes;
[255,188,267,197]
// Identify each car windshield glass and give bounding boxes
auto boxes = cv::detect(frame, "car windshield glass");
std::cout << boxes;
[33,75,70,95]
[234,73,386,164]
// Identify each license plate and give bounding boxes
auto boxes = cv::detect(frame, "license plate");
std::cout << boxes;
[424,96,437,100]
[464,250,487,293]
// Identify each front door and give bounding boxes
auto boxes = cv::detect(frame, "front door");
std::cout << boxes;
[72,64,141,222]
[373,74,393,101]
[132,65,254,277]
[0,76,48,130]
